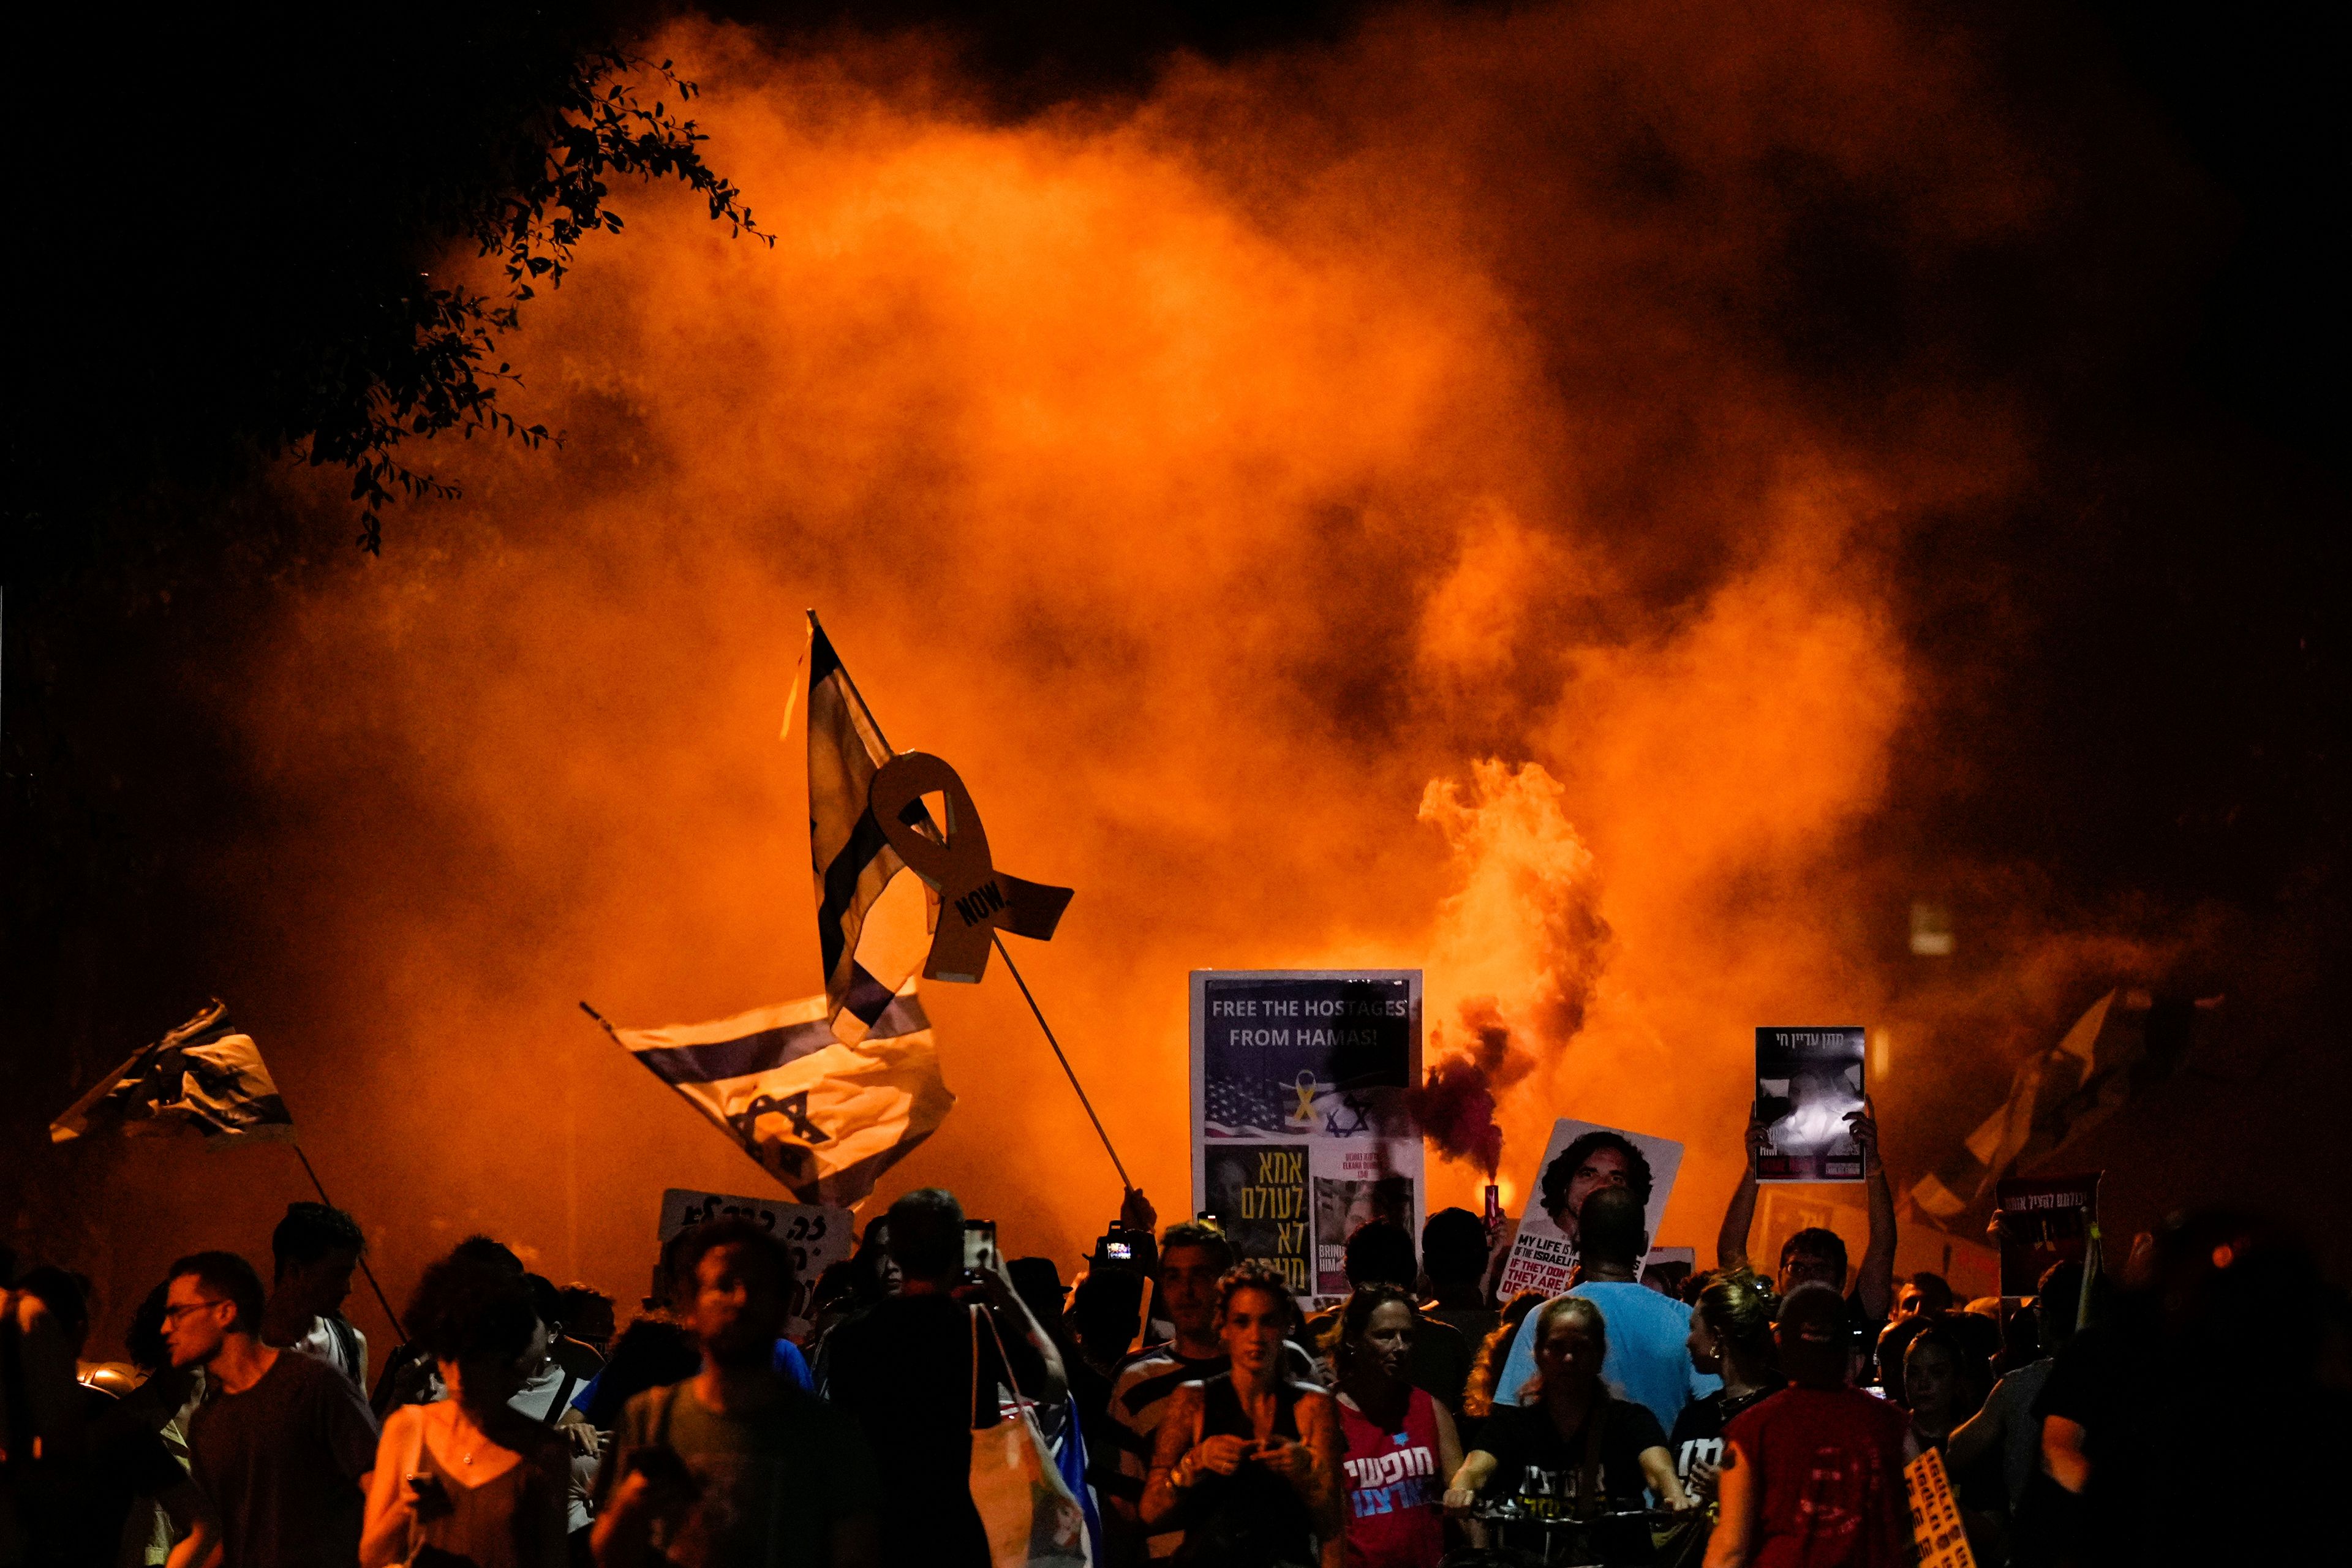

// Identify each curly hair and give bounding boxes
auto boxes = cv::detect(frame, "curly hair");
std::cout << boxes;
[1215,1260,1296,1324]
[1330,1284,1417,1379]
[405,1252,537,1365]
[1539,1130,1655,1216]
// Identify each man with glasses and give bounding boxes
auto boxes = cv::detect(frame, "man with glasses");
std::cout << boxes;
[161,1251,378,1568]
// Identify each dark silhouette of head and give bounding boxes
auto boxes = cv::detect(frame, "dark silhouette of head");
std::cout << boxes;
[1778,1281,1850,1389]
[886,1187,965,1286]
[1576,1186,1648,1267]
[1344,1219,1417,1289]
[450,1234,526,1276]
[1422,1207,1490,1287]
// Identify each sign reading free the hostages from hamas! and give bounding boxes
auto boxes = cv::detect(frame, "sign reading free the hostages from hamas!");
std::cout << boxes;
[1755,1027,1868,1182]
[1191,971,1422,1306]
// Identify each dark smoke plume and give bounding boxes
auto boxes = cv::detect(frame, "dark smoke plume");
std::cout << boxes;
[1410,997,1537,1178]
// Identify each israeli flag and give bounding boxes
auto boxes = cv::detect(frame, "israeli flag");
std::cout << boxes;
[606,982,954,1205]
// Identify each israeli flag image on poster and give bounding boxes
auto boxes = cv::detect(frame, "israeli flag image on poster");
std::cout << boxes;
[1191,970,1422,1305]
[1754,1026,1868,1182]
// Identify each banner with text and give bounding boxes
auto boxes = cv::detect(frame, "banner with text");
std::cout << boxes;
[1996,1174,2100,1297]
[658,1187,855,1323]
[1496,1118,1684,1300]
[1191,970,1422,1306]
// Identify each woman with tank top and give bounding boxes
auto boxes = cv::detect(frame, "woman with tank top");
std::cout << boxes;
[1143,1262,1343,1568]
[361,1254,567,1568]
[1332,1285,1461,1568]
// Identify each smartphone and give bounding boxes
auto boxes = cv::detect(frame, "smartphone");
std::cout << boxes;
[1092,1223,1157,1276]
[962,1219,999,1273]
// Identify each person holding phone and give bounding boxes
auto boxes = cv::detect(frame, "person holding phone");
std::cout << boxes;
[822,1188,1065,1568]
[360,1253,568,1568]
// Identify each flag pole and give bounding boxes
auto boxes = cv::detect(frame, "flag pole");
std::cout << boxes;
[291,1142,407,1342]
[989,932,1133,1190]
[806,609,1135,1193]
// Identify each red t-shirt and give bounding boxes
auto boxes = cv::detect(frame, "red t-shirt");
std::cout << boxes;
[1721,1387,1911,1568]
[1337,1385,1446,1568]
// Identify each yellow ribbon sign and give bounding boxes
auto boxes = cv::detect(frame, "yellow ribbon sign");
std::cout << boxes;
[868,752,1073,984]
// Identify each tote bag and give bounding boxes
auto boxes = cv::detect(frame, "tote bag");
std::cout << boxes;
[969,1305,1090,1568]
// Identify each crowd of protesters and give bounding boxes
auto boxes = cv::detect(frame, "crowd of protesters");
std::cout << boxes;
[2,1112,2340,1567]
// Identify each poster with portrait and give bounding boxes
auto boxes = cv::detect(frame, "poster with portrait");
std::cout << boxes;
[1193,970,1422,1307]
[1495,1118,1684,1300]
[1754,1027,1868,1182]
[1996,1174,2101,1297]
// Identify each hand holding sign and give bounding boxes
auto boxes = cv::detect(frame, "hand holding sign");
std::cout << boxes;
[869,752,1072,983]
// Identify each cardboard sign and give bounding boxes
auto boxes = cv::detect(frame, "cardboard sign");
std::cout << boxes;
[657,1188,856,1288]
[1905,1447,1980,1568]
[1755,1027,1867,1182]
[1191,970,1422,1306]
[1495,1118,1684,1300]
[1996,1174,2100,1297]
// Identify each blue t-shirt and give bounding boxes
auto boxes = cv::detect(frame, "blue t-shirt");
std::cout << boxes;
[1495,1281,1719,1434]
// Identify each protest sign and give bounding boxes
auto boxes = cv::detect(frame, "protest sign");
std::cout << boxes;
[1755,1027,1867,1182]
[1495,1118,1683,1300]
[1192,970,1421,1306]
[1905,1447,1980,1568]
[1996,1173,2101,1297]
[658,1187,855,1321]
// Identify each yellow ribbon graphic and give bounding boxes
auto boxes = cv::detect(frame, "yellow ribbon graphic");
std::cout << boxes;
[868,752,1074,983]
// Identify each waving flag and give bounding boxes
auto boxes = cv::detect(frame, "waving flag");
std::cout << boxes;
[795,619,939,1044]
[51,1000,293,1144]
[1909,989,2218,1227]
[603,982,954,1205]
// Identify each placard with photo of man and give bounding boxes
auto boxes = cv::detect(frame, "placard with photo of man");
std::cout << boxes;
[1754,1026,1868,1181]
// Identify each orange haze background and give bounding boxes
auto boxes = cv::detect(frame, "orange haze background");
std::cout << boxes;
[53,1,2174,1328]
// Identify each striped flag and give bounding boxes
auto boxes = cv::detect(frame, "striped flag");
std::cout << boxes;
[1909,988,2217,1227]
[797,620,938,1044]
[606,983,954,1205]
[51,1000,293,1144]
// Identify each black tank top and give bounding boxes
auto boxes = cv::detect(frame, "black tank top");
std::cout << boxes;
[1177,1373,1317,1568]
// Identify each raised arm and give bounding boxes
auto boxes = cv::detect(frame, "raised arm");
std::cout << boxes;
[980,1266,1067,1403]
[1716,1117,1768,1273]
[1849,1098,1896,1321]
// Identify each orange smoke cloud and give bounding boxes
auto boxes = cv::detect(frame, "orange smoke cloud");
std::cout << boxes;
[196,1,2090,1304]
